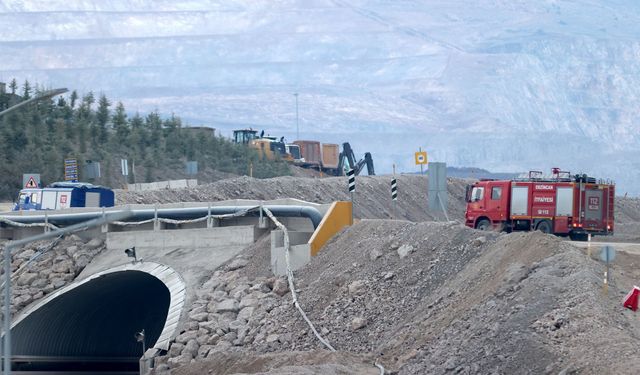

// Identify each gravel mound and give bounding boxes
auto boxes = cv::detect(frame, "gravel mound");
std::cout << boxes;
[158,220,640,374]
[117,175,469,222]
[260,222,640,374]
[5,175,640,374]
[171,350,378,375]
[118,175,638,239]
[610,196,640,241]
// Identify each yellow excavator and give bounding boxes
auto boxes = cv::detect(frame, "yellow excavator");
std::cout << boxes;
[233,129,302,163]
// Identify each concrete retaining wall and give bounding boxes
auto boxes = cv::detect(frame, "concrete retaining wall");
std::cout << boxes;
[80,226,257,291]
[127,179,198,191]
[106,225,255,252]
[270,230,313,276]
[270,201,353,276]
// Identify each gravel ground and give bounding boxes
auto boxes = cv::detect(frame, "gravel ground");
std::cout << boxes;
[5,175,639,374]
[118,174,638,239]
[171,350,378,375]
[154,220,640,375]
[116,175,468,222]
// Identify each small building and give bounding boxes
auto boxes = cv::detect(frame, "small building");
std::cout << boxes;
[183,126,215,137]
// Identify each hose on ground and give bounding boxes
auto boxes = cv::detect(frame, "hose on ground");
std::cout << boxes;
[261,206,336,352]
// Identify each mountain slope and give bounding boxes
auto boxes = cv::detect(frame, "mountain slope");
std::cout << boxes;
[1,0,639,192]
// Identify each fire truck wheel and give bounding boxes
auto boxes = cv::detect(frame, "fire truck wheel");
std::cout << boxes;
[536,220,552,234]
[476,219,491,231]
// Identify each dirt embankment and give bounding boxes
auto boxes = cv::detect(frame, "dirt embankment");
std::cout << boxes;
[7,174,640,374]
[158,220,640,375]
[118,175,638,232]
[611,196,640,241]
[117,175,469,222]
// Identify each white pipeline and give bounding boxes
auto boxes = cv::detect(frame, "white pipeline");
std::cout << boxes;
[261,207,336,352]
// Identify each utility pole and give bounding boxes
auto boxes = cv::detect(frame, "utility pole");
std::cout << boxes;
[294,93,299,140]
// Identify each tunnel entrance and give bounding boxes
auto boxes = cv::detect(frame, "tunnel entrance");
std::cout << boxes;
[7,266,181,374]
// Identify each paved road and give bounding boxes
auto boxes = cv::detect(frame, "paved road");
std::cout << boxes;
[566,240,640,255]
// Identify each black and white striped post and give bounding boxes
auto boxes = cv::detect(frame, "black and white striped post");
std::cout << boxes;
[347,168,355,221]
[391,177,398,219]
[391,177,397,219]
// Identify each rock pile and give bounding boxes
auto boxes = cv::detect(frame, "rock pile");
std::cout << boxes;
[165,220,640,375]
[154,256,293,372]
[2,235,105,317]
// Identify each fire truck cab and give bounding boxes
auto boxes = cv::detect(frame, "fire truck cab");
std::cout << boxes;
[465,169,614,240]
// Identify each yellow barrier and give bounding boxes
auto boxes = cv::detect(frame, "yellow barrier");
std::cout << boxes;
[308,201,353,256]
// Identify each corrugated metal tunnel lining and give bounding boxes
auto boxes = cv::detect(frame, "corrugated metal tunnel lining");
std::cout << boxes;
[12,270,170,357]
[7,262,186,372]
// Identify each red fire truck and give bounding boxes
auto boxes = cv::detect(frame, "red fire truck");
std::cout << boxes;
[464,169,615,240]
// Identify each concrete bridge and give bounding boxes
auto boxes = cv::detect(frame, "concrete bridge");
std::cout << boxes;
[0,199,352,373]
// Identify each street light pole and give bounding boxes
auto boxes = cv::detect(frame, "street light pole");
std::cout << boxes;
[294,93,299,140]
[0,88,68,117]
[0,87,67,375]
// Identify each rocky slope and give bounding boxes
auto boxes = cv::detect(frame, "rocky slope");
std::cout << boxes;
[1,235,105,319]
[118,174,640,239]
[153,220,640,374]
[117,174,469,222]
[3,175,639,374]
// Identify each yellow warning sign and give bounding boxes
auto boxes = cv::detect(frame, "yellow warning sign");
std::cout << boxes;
[25,177,38,188]
[415,151,428,165]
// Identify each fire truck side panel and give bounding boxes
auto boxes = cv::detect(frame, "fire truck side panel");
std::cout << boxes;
[510,184,529,217]
[555,187,574,216]
[553,217,569,233]
[607,185,615,232]
[552,186,574,233]
[530,182,557,218]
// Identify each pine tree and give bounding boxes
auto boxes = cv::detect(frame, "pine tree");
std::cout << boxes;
[22,80,31,100]
[146,111,163,150]
[96,94,110,144]
[69,90,78,109]
[9,79,17,95]
[163,114,182,159]
[77,117,88,154]
[129,112,145,159]
[112,102,129,149]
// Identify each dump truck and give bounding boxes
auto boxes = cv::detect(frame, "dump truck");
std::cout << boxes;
[464,169,614,240]
[294,140,322,167]
[321,143,340,174]
[13,182,115,211]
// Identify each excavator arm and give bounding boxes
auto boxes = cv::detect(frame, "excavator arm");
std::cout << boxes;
[339,142,375,176]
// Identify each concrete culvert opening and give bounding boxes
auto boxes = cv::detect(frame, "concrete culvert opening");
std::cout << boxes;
[9,268,178,374]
